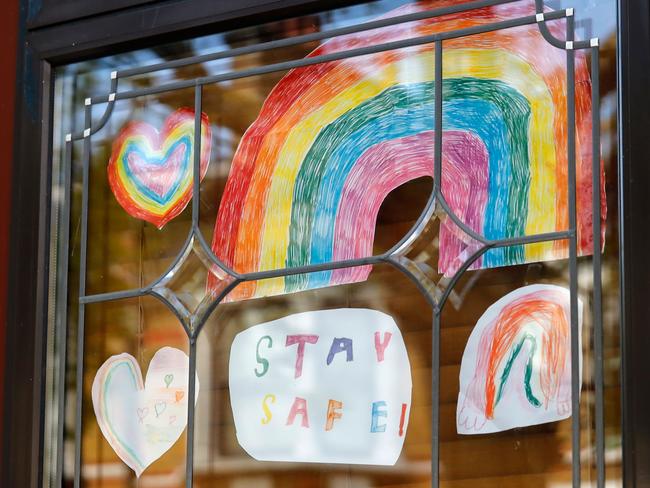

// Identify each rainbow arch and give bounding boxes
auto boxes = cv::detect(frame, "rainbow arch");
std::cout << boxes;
[457,284,581,434]
[209,1,605,301]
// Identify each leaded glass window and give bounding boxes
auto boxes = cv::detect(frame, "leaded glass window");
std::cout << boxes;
[44,1,622,486]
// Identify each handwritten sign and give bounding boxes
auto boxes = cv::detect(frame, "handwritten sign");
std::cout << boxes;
[229,308,412,465]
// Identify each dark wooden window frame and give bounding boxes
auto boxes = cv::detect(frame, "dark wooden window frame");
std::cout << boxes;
[2,0,648,487]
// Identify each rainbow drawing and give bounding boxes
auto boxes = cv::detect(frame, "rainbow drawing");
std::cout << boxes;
[208,1,605,301]
[457,284,582,434]
[108,108,211,229]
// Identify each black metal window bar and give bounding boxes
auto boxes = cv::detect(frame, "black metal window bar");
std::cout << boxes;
[53,0,605,487]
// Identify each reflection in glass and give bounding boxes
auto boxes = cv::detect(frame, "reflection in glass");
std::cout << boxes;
[45,0,621,487]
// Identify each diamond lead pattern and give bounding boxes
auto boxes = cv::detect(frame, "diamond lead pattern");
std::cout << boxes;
[153,234,234,329]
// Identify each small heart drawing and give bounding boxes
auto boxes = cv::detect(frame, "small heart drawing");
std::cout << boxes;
[154,401,167,417]
[164,374,174,388]
[136,407,149,423]
[92,347,200,477]
[107,108,212,229]
[175,391,185,403]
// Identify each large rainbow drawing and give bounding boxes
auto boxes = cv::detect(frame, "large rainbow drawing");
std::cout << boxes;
[209,1,605,301]
[457,284,582,434]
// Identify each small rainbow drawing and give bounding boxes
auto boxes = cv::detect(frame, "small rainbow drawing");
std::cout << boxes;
[208,1,605,301]
[457,284,582,434]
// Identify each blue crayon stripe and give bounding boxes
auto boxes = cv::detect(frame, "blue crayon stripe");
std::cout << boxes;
[307,98,508,288]
[300,81,529,289]
[120,136,192,205]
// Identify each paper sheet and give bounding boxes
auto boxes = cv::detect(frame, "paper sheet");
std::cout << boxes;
[457,284,582,434]
[107,108,211,229]
[91,347,199,476]
[229,308,412,465]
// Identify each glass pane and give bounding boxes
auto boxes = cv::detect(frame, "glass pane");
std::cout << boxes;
[44,0,621,487]
[195,264,433,486]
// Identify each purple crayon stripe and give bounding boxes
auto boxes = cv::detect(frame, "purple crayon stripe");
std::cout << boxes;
[331,130,488,284]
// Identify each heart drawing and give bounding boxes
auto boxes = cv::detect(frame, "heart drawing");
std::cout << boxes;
[91,347,200,477]
[107,108,212,229]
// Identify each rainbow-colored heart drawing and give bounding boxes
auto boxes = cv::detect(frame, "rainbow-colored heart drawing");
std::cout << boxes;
[107,108,211,229]
[91,347,200,477]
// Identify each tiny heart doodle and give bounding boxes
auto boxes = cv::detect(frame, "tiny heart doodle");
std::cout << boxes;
[136,407,149,423]
[107,108,212,229]
[155,401,167,417]
[91,347,200,477]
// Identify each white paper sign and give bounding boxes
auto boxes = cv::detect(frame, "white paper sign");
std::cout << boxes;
[91,347,199,477]
[229,308,412,465]
[457,284,582,435]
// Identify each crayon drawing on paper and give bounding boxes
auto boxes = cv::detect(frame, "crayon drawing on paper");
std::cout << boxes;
[457,284,582,435]
[107,108,211,229]
[208,0,605,302]
[91,347,200,477]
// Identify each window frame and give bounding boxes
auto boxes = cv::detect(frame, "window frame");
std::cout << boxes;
[3,0,648,487]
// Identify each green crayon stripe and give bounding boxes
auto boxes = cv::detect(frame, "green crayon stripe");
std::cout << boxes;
[103,361,147,471]
[495,333,542,409]
[285,77,530,293]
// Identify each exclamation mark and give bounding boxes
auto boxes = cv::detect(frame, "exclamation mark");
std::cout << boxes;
[399,403,408,436]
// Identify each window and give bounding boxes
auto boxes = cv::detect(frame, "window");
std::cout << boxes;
[44,0,621,486]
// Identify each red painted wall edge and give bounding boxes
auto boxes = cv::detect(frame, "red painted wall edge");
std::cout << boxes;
[0,0,19,453]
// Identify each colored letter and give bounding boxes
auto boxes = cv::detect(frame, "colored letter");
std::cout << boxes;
[255,335,273,377]
[374,331,393,362]
[286,397,310,428]
[371,401,387,433]
[261,394,276,425]
[325,399,343,431]
[286,334,319,378]
[399,403,408,436]
[326,337,353,365]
